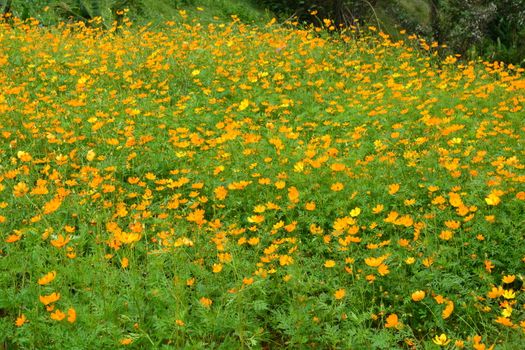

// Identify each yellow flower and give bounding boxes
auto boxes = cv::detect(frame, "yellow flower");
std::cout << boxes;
[349,207,361,217]
[212,263,223,273]
[502,289,516,299]
[86,149,96,161]
[13,182,29,197]
[324,260,336,268]
[502,275,515,284]
[238,98,249,111]
[432,333,450,346]
[501,305,512,318]
[411,290,425,302]
[485,193,501,206]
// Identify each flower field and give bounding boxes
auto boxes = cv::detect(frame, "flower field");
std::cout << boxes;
[0,12,524,349]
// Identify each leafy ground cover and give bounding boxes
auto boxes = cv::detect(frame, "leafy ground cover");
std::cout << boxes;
[0,11,524,349]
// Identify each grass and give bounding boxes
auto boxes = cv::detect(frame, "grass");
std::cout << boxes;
[0,8,524,350]
[2,0,268,26]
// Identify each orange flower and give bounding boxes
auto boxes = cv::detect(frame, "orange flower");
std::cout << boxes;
[377,264,390,276]
[39,292,60,305]
[5,233,22,243]
[439,230,453,240]
[214,186,228,200]
[279,255,293,266]
[364,255,388,267]
[372,204,384,214]
[15,314,27,327]
[484,260,494,273]
[448,192,463,207]
[67,308,77,323]
[385,313,399,328]
[487,286,503,298]
[330,163,346,171]
[120,338,133,345]
[50,234,70,249]
[411,290,426,301]
[43,196,62,215]
[13,182,29,197]
[442,301,454,319]
[388,183,400,195]
[288,186,300,203]
[199,297,213,308]
[334,288,346,300]
[186,209,206,225]
[305,201,316,211]
[495,316,513,327]
[50,309,66,321]
[38,271,57,285]
[422,257,434,267]
[331,182,344,192]
[502,275,515,284]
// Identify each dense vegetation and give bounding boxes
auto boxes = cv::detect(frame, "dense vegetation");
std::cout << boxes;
[258,0,525,65]
[0,0,265,26]
[1,2,524,350]
[2,1,525,64]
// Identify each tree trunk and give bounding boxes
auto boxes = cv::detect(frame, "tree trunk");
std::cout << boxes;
[430,0,442,43]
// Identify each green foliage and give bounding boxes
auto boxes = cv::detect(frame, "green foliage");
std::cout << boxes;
[255,0,525,64]
[0,0,264,26]
[386,0,525,64]
[256,0,374,27]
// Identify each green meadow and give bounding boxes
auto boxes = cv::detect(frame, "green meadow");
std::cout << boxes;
[0,6,524,349]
